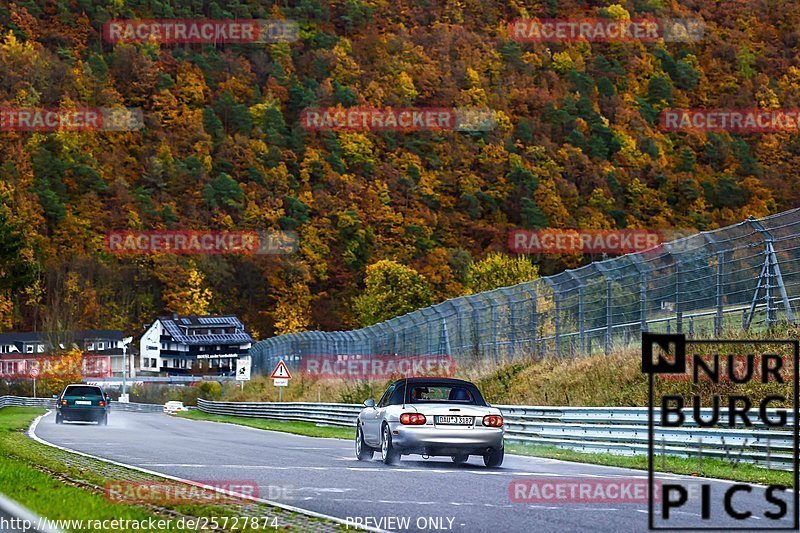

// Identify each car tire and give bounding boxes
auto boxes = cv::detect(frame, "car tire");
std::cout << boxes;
[99,414,108,426]
[483,446,504,467]
[451,454,469,464]
[355,426,374,461]
[381,424,400,465]
[55,413,62,424]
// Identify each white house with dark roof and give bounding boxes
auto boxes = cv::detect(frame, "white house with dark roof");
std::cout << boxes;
[0,330,126,375]
[139,315,253,376]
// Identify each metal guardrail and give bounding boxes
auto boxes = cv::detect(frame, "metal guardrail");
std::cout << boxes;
[88,376,237,384]
[0,492,62,533]
[0,396,163,413]
[0,396,55,409]
[110,401,165,413]
[196,400,795,470]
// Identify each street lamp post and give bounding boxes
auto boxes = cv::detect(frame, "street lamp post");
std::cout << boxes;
[121,336,133,402]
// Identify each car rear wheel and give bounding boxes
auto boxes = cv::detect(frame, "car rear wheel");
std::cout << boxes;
[483,446,504,467]
[55,413,62,424]
[451,454,469,464]
[381,424,400,465]
[99,414,108,426]
[355,426,374,461]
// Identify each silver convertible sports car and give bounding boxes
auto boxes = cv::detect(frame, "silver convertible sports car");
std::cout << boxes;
[355,377,505,467]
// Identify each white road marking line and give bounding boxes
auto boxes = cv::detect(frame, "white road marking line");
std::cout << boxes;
[527,505,562,510]
[320,498,515,508]
[138,464,331,470]
[568,508,620,512]
[377,500,438,505]
[295,487,356,493]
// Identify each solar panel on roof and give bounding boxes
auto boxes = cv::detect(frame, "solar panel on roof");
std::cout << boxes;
[162,321,184,339]
[198,317,235,325]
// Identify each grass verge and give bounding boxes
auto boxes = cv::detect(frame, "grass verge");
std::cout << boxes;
[506,442,794,486]
[1,408,165,530]
[1,407,341,532]
[176,410,353,440]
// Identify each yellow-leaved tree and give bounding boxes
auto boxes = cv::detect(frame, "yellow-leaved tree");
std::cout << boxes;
[272,282,312,334]
[465,253,539,294]
[43,347,84,397]
[353,260,432,326]
[157,260,214,316]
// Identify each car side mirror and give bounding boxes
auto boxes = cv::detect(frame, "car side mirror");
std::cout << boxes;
[364,399,375,408]
[105,395,111,402]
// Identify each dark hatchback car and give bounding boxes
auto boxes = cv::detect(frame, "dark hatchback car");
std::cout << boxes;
[55,384,110,425]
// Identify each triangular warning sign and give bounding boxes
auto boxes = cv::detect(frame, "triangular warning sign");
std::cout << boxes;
[270,360,292,379]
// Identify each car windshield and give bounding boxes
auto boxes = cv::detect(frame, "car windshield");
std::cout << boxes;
[407,384,482,405]
[64,386,103,397]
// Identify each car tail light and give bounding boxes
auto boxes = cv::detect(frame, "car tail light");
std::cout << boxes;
[99,401,105,407]
[61,400,67,406]
[483,415,503,427]
[400,413,427,425]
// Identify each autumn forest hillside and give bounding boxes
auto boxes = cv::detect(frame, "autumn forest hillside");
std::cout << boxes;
[0,0,797,339]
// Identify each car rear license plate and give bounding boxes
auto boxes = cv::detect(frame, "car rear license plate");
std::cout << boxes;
[435,416,473,425]
[75,400,92,405]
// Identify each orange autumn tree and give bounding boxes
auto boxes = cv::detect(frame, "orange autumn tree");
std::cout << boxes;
[42,347,84,397]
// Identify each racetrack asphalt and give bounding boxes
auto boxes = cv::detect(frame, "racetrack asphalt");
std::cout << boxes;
[32,410,797,532]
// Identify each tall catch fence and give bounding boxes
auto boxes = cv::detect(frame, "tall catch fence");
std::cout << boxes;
[251,210,800,373]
